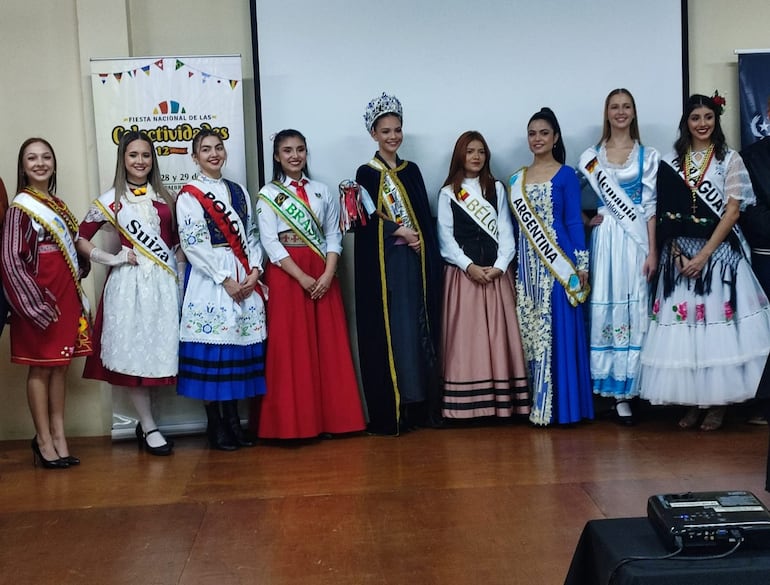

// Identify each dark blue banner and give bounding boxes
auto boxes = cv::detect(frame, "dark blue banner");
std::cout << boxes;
[739,52,770,149]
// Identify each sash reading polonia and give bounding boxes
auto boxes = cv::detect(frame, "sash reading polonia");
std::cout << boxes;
[179,181,252,274]
[579,149,648,253]
[508,168,589,307]
[258,181,326,259]
[94,187,177,278]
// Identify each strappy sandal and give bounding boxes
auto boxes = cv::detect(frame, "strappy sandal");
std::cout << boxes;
[678,406,701,429]
[700,406,726,432]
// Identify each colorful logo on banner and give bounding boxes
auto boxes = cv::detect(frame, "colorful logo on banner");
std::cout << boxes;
[90,56,246,193]
[738,52,770,148]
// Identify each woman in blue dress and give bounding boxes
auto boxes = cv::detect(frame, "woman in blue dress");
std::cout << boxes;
[508,107,593,425]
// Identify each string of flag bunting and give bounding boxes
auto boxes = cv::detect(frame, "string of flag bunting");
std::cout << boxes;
[94,58,239,89]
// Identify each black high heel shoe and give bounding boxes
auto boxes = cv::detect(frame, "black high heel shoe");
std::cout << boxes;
[59,455,80,466]
[31,437,69,469]
[135,423,174,456]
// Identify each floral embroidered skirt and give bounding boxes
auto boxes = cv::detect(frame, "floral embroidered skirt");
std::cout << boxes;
[588,216,650,399]
[640,237,770,406]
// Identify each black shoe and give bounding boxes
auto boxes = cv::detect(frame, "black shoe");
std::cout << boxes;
[614,399,635,427]
[59,455,81,466]
[222,400,257,447]
[205,402,239,451]
[31,437,69,469]
[135,423,173,456]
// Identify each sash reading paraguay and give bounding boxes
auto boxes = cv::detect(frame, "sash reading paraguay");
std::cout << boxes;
[579,149,648,253]
[508,169,589,307]
[259,181,326,259]
[94,188,177,278]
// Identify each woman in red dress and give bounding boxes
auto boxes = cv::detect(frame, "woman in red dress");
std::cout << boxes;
[1,138,92,468]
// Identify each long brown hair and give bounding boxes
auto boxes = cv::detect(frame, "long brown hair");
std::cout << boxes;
[598,88,641,145]
[16,137,57,195]
[113,130,175,221]
[441,131,497,202]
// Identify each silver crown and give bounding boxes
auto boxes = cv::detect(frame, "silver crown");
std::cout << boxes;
[363,92,403,132]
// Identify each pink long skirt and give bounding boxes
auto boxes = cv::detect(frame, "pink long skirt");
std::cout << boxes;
[441,266,530,419]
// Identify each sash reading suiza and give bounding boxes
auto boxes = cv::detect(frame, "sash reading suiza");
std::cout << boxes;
[450,182,499,243]
[13,191,91,316]
[258,181,326,259]
[368,158,415,228]
[180,181,252,274]
[94,188,176,278]
[508,169,589,307]
[579,149,648,253]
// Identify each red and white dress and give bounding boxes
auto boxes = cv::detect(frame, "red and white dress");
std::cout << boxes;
[1,191,92,366]
[256,176,365,438]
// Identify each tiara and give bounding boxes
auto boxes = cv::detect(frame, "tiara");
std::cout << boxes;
[363,92,403,132]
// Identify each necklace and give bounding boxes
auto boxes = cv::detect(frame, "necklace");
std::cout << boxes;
[127,181,148,196]
[683,144,715,216]
[24,186,79,233]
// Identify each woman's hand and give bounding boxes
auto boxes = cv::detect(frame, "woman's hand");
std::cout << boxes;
[310,271,334,300]
[681,253,707,280]
[642,252,658,282]
[578,270,589,289]
[466,263,489,284]
[223,276,247,302]
[589,214,604,227]
[395,226,421,253]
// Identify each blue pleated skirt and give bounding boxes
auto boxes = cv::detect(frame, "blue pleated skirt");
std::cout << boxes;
[177,341,267,401]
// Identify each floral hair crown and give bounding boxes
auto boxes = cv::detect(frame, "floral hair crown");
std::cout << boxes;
[712,90,726,115]
[363,92,403,132]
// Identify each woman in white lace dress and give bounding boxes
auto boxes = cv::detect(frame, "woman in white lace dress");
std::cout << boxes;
[78,130,181,455]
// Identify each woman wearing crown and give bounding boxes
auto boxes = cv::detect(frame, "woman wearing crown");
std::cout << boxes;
[640,94,770,431]
[354,92,443,435]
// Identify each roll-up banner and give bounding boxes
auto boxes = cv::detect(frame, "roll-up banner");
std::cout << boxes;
[90,55,246,192]
[738,51,770,149]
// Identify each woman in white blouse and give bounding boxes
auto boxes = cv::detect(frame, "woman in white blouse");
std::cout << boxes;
[255,129,364,439]
[176,129,266,450]
[437,131,529,420]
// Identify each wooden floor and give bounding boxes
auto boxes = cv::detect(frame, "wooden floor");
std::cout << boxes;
[0,406,768,585]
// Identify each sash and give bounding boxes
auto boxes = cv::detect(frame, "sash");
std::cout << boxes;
[258,181,326,259]
[674,154,727,221]
[368,158,415,228]
[508,169,589,307]
[180,181,252,274]
[579,148,648,253]
[450,183,499,243]
[12,191,91,316]
[94,188,176,278]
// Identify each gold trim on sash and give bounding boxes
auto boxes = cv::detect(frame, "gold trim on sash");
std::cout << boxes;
[12,191,92,324]
[94,191,177,279]
[508,168,589,307]
[259,181,326,260]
